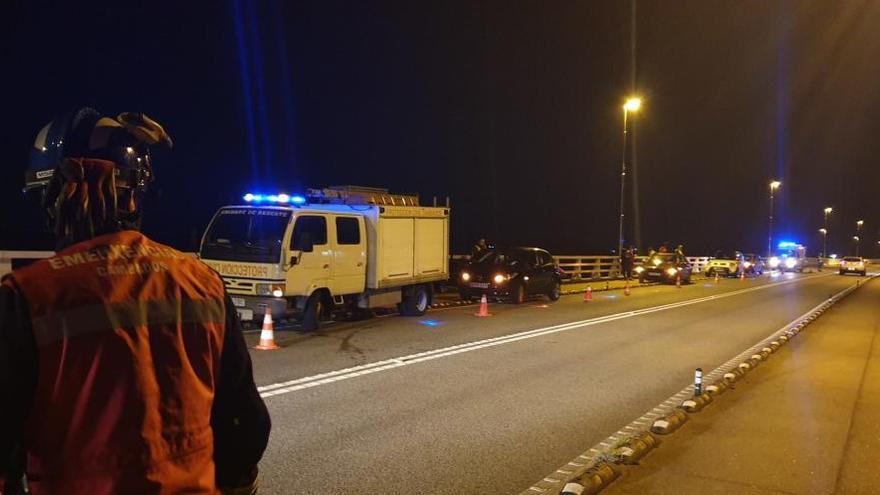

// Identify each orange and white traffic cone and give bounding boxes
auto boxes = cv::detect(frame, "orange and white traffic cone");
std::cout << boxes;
[584,286,593,302]
[676,275,682,289]
[475,294,491,317]
[714,272,720,284]
[254,306,280,350]
[740,270,746,281]
[624,281,631,296]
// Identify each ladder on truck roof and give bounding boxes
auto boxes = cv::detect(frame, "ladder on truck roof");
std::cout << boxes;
[306,185,420,206]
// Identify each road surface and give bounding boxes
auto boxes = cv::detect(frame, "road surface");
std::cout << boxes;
[246,271,865,494]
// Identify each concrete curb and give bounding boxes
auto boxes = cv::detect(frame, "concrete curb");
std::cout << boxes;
[519,275,876,495]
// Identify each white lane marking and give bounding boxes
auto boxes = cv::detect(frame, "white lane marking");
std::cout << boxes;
[258,274,831,398]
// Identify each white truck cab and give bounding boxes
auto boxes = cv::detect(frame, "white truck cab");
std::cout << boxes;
[199,186,449,331]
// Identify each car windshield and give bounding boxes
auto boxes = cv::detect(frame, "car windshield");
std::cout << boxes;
[200,208,291,263]
[648,253,674,264]
[713,251,738,260]
[473,249,528,267]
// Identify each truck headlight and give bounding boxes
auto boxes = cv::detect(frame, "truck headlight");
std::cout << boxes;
[785,258,796,268]
[634,266,645,274]
[257,283,286,297]
[769,257,780,268]
[665,268,678,276]
[493,274,506,284]
[743,261,752,268]
[461,272,471,282]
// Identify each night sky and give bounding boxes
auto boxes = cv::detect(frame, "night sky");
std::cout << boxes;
[2,1,878,256]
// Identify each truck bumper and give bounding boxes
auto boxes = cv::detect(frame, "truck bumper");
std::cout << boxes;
[229,294,290,322]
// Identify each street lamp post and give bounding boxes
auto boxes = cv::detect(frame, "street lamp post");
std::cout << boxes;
[768,181,781,257]
[856,220,864,256]
[823,207,833,258]
[819,228,827,260]
[617,97,641,264]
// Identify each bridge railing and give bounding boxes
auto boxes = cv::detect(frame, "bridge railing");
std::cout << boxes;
[4,250,875,281]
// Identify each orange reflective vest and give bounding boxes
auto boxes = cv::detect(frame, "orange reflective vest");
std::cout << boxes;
[11,231,227,494]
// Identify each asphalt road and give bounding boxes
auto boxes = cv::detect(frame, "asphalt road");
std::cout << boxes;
[246,271,866,494]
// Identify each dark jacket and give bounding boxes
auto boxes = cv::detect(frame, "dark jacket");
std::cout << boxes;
[0,231,270,494]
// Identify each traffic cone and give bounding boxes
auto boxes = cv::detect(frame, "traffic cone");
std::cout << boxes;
[714,272,720,284]
[676,275,682,289]
[584,286,593,302]
[740,270,746,281]
[254,307,280,350]
[475,294,491,317]
[624,281,631,296]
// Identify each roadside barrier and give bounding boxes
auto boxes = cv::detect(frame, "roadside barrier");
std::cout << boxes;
[254,307,279,350]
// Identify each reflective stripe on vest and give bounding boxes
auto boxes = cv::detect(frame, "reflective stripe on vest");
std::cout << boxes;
[31,297,225,347]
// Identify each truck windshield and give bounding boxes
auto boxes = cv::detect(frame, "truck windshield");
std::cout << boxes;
[200,208,291,263]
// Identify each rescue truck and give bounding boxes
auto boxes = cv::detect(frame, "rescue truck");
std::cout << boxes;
[199,186,450,331]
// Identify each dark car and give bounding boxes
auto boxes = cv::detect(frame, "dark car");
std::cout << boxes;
[742,253,765,275]
[458,247,562,304]
[634,253,692,284]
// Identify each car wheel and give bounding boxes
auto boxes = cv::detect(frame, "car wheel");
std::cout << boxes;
[401,284,430,316]
[511,284,525,304]
[302,292,324,332]
[547,281,561,301]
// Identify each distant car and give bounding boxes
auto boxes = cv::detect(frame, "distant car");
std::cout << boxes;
[458,247,562,304]
[839,256,867,276]
[635,253,692,284]
[705,251,744,277]
[742,253,765,275]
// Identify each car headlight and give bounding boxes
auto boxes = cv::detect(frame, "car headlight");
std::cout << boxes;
[634,266,645,273]
[769,257,780,268]
[665,267,678,276]
[785,258,796,268]
[257,283,286,297]
[743,261,752,268]
[652,258,662,266]
[493,274,506,284]
[461,272,471,282]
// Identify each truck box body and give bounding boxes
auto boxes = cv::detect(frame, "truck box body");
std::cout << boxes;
[365,205,449,289]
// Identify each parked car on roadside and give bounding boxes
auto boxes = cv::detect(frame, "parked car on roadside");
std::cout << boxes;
[458,247,563,304]
[705,251,744,277]
[635,253,693,284]
[839,256,867,276]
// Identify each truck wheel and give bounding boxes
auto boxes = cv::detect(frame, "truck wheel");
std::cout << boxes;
[302,293,324,332]
[547,281,561,301]
[459,289,476,302]
[401,285,430,316]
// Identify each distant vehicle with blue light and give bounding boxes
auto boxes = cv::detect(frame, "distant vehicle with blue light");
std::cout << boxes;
[199,186,450,331]
[768,241,811,272]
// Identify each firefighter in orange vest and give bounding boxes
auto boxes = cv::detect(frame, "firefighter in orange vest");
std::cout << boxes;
[0,109,270,494]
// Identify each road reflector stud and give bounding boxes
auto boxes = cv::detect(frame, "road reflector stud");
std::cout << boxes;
[706,380,728,396]
[254,306,280,350]
[651,409,688,435]
[723,369,742,383]
[749,354,763,367]
[770,341,781,350]
[681,393,713,413]
[561,482,586,495]
[761,347,773,357]
[738,362,752,373]
[617,432,659,465]
[475,294,491,317]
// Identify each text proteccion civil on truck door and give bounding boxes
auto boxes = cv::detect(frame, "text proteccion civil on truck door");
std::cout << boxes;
[199,186,450,331]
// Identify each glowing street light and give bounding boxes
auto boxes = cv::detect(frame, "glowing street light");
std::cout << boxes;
[617,96,642,266]
[822,207,833,258]
[767,180,781,257]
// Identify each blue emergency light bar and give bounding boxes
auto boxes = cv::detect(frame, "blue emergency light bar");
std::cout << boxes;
[243,193,306,205]
[777,241,799,249]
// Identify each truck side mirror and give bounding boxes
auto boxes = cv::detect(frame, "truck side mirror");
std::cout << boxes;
[289,255,299,266]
